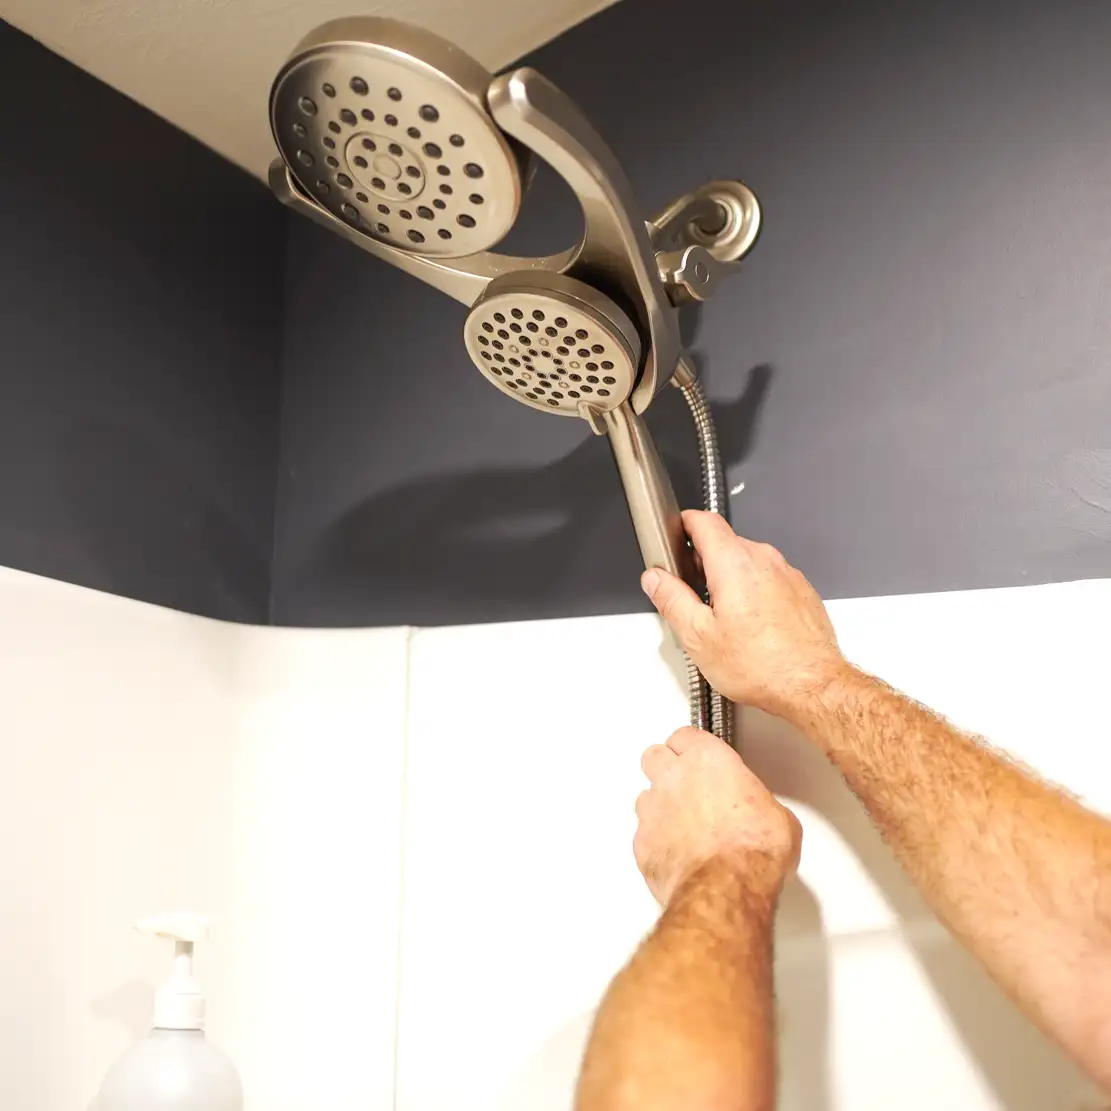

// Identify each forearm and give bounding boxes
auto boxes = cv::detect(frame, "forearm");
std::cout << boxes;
[792,665,1111,1081]
[576,856,779,1111]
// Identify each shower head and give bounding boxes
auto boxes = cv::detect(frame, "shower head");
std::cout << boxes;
[269,16,762,740]
[464,272,641,418]
[268,15,761,586]
[270,17,527,258]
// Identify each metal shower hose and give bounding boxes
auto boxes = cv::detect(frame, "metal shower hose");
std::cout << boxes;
[674,364,735,745]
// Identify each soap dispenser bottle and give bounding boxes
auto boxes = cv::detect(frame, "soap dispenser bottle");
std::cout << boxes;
[96,913,243,1111]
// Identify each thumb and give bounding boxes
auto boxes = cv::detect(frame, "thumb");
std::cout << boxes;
[641,568,714,648]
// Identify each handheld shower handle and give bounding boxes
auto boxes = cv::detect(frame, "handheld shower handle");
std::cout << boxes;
[601,404,697,585]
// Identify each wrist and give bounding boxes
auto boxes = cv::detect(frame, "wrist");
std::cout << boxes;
[773,657,862,732]
[669,851,785,920]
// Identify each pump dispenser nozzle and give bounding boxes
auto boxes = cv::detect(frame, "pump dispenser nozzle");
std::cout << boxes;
[135,912,210,1031]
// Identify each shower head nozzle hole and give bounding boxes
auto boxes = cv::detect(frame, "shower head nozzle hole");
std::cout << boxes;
[322,83,336,98]
[361,109,375,122]
[385,114,398,127]
[417,206,433,220]
[464,163,484,179]
[293,122,306,137]
[340,109,357,125]
[387,87,402,101]
[437,165,451,177]
[420,105,440,122]
[407,126,421,139]
[350,77,368,95]
[398,183,412,195]
[298,97,317,116]
[423,143,442,159]
[329,121,341,134]
[323,137,335,149]
[433,199,446,210]
[438,229,452,239]
[457,214,476,228]
[336,173,352,188]
[439,184,452,195]
[296,150,314,166]
[408,230,425,244]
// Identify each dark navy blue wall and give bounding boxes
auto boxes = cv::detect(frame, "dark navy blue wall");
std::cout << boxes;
[0,20,284,622]
[4,0,1108,627]
[270,0,1111,627]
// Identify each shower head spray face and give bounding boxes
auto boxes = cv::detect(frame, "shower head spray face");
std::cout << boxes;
[463,273,641,417]
[270,17,526,258]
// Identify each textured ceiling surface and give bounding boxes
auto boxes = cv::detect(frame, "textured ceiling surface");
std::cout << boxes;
[0,0,617,178]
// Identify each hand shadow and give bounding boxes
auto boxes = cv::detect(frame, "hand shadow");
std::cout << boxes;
[273,361,774,628]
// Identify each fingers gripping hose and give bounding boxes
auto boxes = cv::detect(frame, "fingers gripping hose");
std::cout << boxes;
[674,361,735,745]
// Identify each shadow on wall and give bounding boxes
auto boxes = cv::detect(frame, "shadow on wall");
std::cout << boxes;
[278,358,774,628]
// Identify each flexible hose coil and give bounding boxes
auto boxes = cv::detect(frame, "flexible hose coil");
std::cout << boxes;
[675,362,735,745]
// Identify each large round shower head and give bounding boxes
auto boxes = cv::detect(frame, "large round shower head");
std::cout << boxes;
[463,272,642,417]
[270,17,526,258]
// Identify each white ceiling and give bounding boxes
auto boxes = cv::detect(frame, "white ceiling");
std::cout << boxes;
[1,0,617,179]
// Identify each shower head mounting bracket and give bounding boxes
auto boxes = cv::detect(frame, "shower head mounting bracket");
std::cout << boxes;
[268,16,759,413]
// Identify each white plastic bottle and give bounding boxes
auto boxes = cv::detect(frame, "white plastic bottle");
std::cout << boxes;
[96,913,244,1111]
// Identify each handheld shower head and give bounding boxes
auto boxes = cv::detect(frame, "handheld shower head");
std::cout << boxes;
[268,16,763,740]
[270,18,527,257]
[464,272,640,418]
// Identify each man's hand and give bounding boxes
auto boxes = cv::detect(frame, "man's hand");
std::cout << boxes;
[641,509,846,718]
[635,726,802,907]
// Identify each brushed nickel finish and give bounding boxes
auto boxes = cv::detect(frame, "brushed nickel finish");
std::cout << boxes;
[271,17,525,258]
[268,17,760,740]
[463,271,640,418]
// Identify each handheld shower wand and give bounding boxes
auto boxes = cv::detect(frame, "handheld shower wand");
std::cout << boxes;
[268,17,761,740]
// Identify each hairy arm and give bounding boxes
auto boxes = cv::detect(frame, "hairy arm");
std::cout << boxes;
[643,509,1111,1090]
[792,666,1111,1086]
[576,857,778,1111]
[576,726,801,1111]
